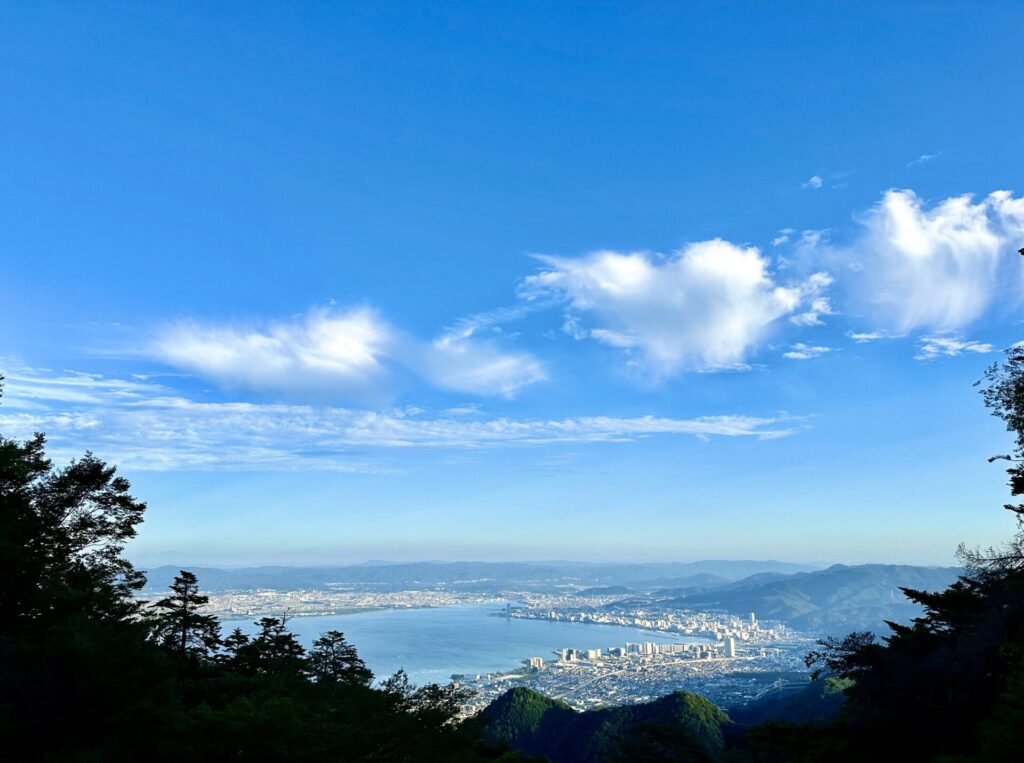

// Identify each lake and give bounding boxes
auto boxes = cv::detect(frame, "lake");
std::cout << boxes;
[228,601,702,685]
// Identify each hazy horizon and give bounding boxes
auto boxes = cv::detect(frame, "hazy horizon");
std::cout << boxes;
[129,551,952,571]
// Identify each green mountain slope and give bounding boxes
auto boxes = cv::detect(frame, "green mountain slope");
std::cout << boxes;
[729,677,849,726]
[483,687,731,762]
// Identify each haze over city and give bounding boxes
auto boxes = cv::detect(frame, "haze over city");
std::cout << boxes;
[3,2,1022,567]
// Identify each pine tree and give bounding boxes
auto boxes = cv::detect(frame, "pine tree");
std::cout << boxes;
[225,616,307,677]
[150,570,221,660]
[308,629,373,686]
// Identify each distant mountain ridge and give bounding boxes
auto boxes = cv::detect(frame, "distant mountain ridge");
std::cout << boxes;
[140,559,819,593]
[660,563,962,633]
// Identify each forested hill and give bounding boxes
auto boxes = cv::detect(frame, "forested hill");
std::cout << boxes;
[483,687,730,763]
[660,563,961,633]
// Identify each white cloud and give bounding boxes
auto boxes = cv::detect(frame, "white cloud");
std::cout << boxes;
[442,404,484,417]
[520,241,831,375]
[847,330,889,343]
[772,228,795,247]
[789,272,835,326]
[907,152,940,167]
[914,335,995,361]
[782,343,833,360]
[150,306,546,400]
[152,306,394,399]
[414,333,547,398]
[802,175,824,189]
[0,366,800,472]
[851,189,1024,334]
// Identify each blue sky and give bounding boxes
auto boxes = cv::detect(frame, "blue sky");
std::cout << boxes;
[2,2,1023,566]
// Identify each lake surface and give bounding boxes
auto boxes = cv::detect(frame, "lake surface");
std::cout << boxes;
[229,602,702,685]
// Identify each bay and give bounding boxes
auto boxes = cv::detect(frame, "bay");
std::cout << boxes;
[228,601,702,685]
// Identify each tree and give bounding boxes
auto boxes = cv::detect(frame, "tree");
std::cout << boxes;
[308,629,372,686]
[1,387,174,758]
[381,668,476,727]
[225,616,307,677]
[0,434,146,631]
[961,344,1024,571]
[150,570,221,661]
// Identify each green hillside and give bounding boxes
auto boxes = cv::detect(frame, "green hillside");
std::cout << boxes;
[483,687,731,763]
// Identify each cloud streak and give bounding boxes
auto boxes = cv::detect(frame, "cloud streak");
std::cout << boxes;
[0,366,800,472]
[914,335,995,361]
[783,343,833,360]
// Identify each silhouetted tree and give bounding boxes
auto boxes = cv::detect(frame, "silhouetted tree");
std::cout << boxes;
[226,616,306,677]
[308,629,372,686]
[0,388,172,758]
[0,433,146,632]
[961,344,1024,570]
[381,667,476,727]
[150,569,221,660]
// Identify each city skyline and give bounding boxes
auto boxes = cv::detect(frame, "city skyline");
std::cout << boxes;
[3,2,1023,565]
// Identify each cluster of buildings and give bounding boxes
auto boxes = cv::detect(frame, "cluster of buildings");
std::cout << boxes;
[510,603,790,647]
[191,588,497,619]
[523,629,755,671]
[453,605,813,714]
[550,638,733,663]
[456,626,813,715]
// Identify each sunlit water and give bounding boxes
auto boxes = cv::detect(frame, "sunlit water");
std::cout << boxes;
[227,601,703,685]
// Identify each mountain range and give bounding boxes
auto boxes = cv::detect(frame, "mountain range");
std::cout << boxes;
[649,563,962,633]
[140,559,818,593]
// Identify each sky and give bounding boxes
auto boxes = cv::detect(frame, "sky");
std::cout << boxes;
[2,1,1024,567]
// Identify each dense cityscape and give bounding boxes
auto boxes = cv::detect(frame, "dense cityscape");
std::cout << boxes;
[455,603,814,712]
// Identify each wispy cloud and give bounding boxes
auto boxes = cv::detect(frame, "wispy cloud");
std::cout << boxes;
[152,306,394,400]
[0,366,801,472]
[150,306,547,401]
[907,151,941,167]
[846,330,890,343]
[413,332,547,398]
[914,335,995,361]
[519,242,832,376]
[802,175,824,190]
[849,189,1024,334]
[782,343,833,360]
[789,273,835,326]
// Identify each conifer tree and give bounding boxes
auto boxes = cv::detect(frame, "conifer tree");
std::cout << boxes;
[150,570,221,660]
[308,629,373,686]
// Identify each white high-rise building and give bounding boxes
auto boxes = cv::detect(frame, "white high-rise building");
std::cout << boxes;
[724,637,737,658]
